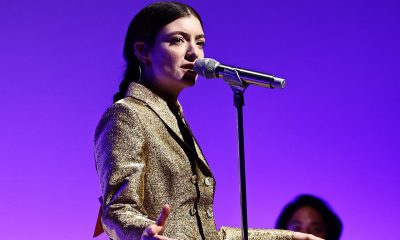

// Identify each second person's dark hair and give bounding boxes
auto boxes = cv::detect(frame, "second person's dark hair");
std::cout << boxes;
[113,1,203,103]
[275,194,343,240]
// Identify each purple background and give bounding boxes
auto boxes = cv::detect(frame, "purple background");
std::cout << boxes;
[1,0,399,239]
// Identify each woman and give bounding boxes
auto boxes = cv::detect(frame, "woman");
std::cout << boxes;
[94,2,324,240]
[275,195,343,240]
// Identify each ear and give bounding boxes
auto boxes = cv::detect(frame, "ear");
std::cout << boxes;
[134,41,151,65]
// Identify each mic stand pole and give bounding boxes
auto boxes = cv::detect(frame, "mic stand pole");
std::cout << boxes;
[223,70,249,240]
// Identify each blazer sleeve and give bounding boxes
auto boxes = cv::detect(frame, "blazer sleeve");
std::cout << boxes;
[219,227,293,240]
[94,102,155,240]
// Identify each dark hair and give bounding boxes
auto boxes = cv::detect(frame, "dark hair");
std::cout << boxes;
[275,194,343,240]
[113,1,203,103]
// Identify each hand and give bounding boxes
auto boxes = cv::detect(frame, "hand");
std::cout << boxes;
[292,232,325,240]
[141,204,175,240]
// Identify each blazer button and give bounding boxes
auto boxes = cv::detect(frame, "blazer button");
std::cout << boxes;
[206,208,213,218]
[190,175,198,185]
[204,177,213,186]
[190,207,197,216]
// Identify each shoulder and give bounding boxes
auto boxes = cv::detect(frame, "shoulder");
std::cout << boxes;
[110,97,147,114]
[94,97,148,141]
[100,97,149,121]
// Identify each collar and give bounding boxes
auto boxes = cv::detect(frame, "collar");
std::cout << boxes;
[125,82,211,174]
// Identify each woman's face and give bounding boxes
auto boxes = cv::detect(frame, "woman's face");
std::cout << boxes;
[286,206,327,238]
[146,15,205,97]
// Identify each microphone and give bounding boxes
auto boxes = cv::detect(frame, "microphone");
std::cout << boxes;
[194,58,285,89]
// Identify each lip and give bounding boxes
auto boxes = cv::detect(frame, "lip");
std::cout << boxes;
[183,69,197,76]
[181,63,195,70]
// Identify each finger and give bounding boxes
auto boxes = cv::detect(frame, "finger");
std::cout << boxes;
[142,235,174,240]
[292,232,324,240]
[307,234,324,240]
[145,225,160,236]
[312,236,324,240]
[157,235,175,240]
[156,204,171,227]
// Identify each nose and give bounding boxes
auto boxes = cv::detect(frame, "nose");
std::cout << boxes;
[185,41,200,62]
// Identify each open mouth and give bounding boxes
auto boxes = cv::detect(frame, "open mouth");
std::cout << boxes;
[181,68,198,83]
[184,69,197,76]
[181,63,198,80]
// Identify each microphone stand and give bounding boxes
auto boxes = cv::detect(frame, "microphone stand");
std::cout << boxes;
[223,70,249,240]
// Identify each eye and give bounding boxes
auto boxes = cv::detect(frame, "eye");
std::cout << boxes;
[170,36,185,45]
[310,225,326,235]
[287,223,301,232]
[197,40,206,49]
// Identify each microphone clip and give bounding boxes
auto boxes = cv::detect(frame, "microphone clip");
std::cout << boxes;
[222,68,248,92]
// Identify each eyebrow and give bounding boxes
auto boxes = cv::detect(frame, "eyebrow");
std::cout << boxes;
[288,220,301,225]
[166,31,205,40]
[288,220,325,226]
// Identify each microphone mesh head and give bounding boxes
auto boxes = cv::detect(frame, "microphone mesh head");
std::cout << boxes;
[194,58,219,79]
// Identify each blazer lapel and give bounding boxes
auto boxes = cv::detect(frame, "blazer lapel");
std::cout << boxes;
[125,83,212,176]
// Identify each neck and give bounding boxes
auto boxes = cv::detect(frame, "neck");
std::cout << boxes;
[141,80,180,105]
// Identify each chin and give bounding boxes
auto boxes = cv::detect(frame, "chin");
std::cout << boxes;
[181,73,198,87]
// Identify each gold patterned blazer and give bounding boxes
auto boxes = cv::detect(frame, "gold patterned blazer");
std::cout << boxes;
[94,82,292,240]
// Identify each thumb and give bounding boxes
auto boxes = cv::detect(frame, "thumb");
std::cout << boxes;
[292,232,325,240]
[156,204,171,227]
